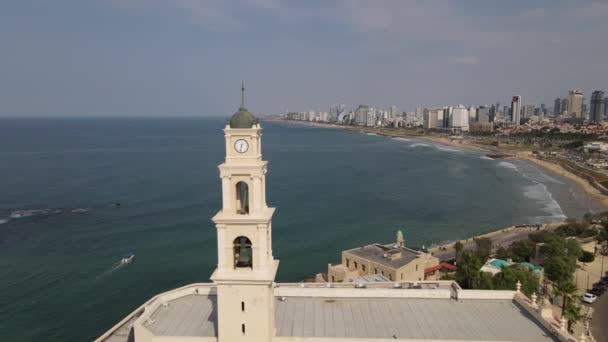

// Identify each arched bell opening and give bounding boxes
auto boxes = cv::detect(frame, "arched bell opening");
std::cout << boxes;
[235,181,249,215]
[233,236,252,268]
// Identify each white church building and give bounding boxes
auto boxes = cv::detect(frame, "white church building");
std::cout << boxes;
[97,87,577,342]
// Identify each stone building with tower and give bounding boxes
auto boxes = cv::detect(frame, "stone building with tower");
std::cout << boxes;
[96,85,579,342]
[327,230,439,283]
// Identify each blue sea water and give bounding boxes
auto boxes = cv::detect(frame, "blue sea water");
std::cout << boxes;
[0,118,597,341]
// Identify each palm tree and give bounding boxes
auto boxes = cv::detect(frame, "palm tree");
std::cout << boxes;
[552,280,576,317]
[563,301,583,332]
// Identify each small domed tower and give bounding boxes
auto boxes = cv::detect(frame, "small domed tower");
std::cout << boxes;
[211,83,278,342]
[396,229,405,247]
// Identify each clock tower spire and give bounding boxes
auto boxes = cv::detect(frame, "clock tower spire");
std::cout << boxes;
[211,84,278,342]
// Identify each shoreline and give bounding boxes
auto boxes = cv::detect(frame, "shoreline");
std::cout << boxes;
[520,154,608,211]
[270,119,608,213]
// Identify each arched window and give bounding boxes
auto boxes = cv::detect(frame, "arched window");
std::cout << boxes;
[236,182,249,215]
[233,236,252,268]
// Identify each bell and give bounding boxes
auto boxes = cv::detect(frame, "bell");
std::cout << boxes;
[236,247,252,267]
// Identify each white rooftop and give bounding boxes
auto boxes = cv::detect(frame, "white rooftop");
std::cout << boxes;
[275,296,555,341]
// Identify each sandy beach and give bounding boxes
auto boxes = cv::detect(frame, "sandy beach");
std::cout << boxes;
[520,153,608,211]
[271,119,608,213]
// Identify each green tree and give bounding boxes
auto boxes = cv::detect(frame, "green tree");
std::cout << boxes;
[509,240,535,262]
[578,251,594,263]
[493,265,539,296]
[456,251,483,289]
[563,300,583,332]
[553,281,576,318]
[454,241,464,261]
[543,256,575,284]
[474,237,492,261]
[583,212,593,224]
[477,271,494,290]
[495,246,510,261]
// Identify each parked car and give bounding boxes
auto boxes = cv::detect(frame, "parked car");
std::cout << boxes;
[589,288,603,296]
[582,292,598,304]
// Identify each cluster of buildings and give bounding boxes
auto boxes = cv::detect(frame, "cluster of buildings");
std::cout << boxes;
[284,88,608,132]
[97,90,580,341]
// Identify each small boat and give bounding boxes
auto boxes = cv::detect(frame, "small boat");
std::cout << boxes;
[120,253,135,265]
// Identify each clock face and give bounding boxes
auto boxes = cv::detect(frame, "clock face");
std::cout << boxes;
[234,139,249,153]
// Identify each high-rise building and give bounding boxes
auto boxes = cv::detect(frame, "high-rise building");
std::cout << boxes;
[468,106,477,123]
[510,96,522,126]
[389,105,397,119]
[423,108,443,129]
[567,89,583,118]
[540,104,546,116]
[561,98,569,116]
[354,105,369,126]
[523,104,535,118]
[553,98,561,116]
[605,97,608,117]
[366,107,377,126]
[476,106,491,123]
[590,91,605,123]
[449,105,469,132]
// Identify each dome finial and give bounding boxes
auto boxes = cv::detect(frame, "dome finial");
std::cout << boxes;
[240,81,246,111]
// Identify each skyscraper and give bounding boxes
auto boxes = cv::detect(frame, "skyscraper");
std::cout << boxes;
[590,91,605,123]
[561,98,569,116]
[476,106,491,123]
[523,104,535,118]
[567,89,583,118]
[511,96,522,126]
[554,98,561,116]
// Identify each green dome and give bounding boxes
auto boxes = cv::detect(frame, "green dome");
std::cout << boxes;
[229,106,257,129]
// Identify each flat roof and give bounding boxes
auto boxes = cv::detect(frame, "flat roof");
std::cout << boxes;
[275,297,556,341]
[145,294,217,337]
[345,243,422,269]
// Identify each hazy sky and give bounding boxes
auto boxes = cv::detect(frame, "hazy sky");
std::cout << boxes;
[1,0,607,117]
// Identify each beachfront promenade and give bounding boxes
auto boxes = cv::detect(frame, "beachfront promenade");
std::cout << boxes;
[430,223,556,262]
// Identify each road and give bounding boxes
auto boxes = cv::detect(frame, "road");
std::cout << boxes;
[432,227,540,261]
[590,292,608,342]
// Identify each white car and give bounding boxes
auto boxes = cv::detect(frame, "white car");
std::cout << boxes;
[582,292,598,304]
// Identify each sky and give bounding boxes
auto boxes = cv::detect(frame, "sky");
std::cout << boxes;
[1,0,607,117]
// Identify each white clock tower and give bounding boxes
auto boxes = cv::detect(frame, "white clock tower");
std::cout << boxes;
[211,83,278,342]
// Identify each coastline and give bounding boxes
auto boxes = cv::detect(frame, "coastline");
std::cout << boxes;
[520,153,608,211]
[270,119,608,213]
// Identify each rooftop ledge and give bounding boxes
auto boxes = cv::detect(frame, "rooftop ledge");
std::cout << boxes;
[96,281,577,342]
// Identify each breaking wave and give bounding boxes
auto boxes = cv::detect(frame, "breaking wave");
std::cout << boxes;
[410,143,430,148]
[497,160,566,222]
[479,156,494,160]
[434,145,463,153]
[497,161,519,170]
[391,137,411,142]
[523,183,567,222]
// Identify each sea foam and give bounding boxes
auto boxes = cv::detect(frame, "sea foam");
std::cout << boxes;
[434,145,463,153]
[410,143,430,148]
[497,161,519,170]
[498,160,567,222]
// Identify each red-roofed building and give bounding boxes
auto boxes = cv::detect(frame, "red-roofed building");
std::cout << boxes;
[424,262,457,280]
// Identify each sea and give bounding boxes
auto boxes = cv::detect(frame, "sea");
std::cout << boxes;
[0,117,600,341]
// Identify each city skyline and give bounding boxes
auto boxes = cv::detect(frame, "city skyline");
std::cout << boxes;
[1,1,608,117]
